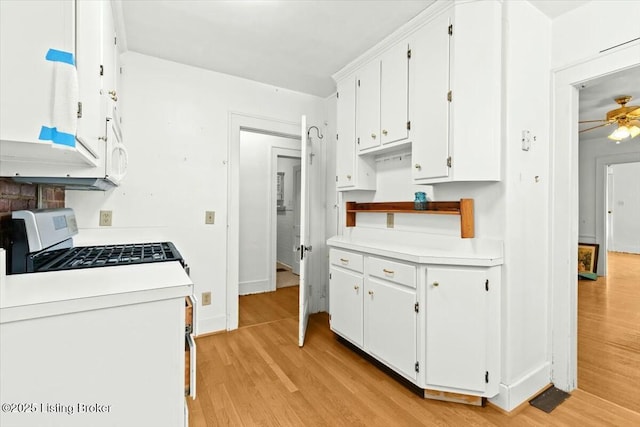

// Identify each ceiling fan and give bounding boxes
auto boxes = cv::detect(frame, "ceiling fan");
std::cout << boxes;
[579,95,640,141]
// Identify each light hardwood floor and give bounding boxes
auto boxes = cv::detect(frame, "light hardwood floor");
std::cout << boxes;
[189,269,640,426]
[578,251,640,413]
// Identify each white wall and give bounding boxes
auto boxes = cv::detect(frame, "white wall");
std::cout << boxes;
[67,51,326,334]
[610,162,640,253]
[578,137,640,255]
[239,131,300,294]
[276,156,301,268]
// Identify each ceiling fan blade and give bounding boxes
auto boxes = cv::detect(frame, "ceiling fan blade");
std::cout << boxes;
[579,122,614,133]
[578,119,610,124]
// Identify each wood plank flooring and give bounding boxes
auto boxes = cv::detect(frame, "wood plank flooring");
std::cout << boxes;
[189,267,640,426]
[578,251,640,413]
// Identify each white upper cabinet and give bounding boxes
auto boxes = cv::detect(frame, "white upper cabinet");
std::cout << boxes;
[356,60,381,151]
[356,41,410,152]
[333,0,502,189]
[76,0,103,157]
[336,76,376,190]
[0,0,75,146]
[0,0,125,183]
[409,10,452,182]
[411,0,502,184]
[380,42,410,146]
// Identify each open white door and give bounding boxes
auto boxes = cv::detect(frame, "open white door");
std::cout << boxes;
[298,116,312,347]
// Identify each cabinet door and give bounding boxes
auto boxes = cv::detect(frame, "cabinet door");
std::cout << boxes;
[425,266,487,393]
[0,0,75,144]
[336,78,356,188]
[101,0,118,121]
[329,267,363,347]
[76,0,104,156]
[380,42,409,145]
[364,277,417,381]
[356,60,380,151]
[410,11,451,182]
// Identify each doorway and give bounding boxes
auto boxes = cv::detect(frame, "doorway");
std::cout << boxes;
[238,131,300,297]
[551,44,640,394]
[275,156,302,289]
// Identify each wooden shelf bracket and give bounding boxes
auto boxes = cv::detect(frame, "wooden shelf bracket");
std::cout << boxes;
[345,199,475,238]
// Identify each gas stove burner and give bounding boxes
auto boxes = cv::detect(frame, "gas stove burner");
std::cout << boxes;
[27,242,183,273]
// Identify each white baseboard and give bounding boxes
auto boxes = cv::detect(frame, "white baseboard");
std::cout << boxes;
[488,362,551,411]
[239,279,272,295]
[197,314,226,336]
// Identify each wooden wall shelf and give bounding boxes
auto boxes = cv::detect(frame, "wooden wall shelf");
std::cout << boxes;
[345,199,475,238]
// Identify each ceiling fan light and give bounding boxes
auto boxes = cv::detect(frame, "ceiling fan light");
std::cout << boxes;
[608,125,631,141]
[629,125,640,139]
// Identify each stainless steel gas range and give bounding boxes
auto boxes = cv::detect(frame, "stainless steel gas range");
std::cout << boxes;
[6,208,185,275]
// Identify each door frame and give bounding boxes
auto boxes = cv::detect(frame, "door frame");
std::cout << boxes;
[227,112,300,330]
[549,42,640,391]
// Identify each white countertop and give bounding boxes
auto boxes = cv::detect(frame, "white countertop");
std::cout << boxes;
[1,261,192,323]
[328,229,503,266]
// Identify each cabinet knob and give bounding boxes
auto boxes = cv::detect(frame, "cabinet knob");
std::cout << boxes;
[368,290,374,296]
[340,258,349,264]
[382,129,388,136]
[432,281,439,287]
[371,133,377,139]
[108,90,118,101]
[354,285,359,291]
[415,164,422,170]
[346,175,352,180]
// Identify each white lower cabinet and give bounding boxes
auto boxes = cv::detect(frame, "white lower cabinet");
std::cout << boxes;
[424,265,500,396]
[328,247,501,399]
[364,270,417,381]
[329,266,364,347]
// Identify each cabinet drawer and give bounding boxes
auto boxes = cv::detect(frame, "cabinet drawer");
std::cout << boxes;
[330,249,364,273]
[366,256,415,288]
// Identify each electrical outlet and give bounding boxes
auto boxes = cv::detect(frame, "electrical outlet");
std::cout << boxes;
[202,292,211,306]
[99,210,112,226]
[205,211,215,224]
[386,213,394,228]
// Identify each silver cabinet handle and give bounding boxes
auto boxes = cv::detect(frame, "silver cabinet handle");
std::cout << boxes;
[340,258,349,264]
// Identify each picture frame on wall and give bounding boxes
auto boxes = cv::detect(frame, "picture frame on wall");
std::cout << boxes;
[578,243,599,275]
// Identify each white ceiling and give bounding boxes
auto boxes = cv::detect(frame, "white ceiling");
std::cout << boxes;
[119,0,635,136]
[120,0,435,97]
